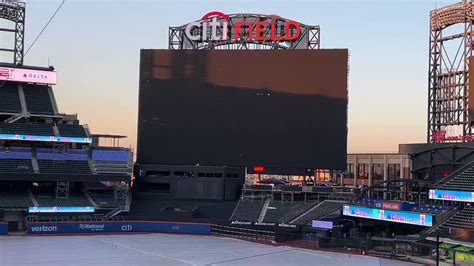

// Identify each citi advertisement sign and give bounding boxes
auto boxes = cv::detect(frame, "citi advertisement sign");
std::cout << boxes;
[185,12,301,42]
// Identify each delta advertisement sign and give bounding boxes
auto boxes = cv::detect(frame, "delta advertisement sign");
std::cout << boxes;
[429,189,474,202]
[27,221,211,235]
[185,12,301,42]
[343,205,433,227]
[0,67,57,85]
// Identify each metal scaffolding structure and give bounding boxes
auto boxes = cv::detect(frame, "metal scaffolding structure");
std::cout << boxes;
[0,0,26,65]
[428,1,474,142]
[169,13,320,50]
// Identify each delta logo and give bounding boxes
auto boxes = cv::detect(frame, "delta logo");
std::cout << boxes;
[185,11,301,42]
[22,73,49,80]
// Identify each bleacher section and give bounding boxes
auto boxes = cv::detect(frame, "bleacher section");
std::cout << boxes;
[263,201,315,223]
[439,206,474,231]
[23,85,55,115]
[92,149,131,174]
[0,191,33,208]
[36,149,91,174]
[437,163,474,191]
[230,199,265,221]
[0,84,21,113]
[35,195,93,207]
[0,147,132,175]
[37,160,91,174]
[0,123,54,136]
[57,124,87,138]
[291,200,345,225]
[0,147,33,173]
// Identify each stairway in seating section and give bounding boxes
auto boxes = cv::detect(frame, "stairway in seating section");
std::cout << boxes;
[257,198,271,223]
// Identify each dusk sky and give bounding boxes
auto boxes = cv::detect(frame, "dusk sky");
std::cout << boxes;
[1,0,454,153]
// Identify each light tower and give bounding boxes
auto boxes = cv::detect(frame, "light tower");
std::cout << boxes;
[428,1,474,143]
[0,0,26,65]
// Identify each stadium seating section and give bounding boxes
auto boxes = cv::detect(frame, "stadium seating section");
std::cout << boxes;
[37,148,88,161]
[440,206,474,231]
[263,201,315,223]
[37,160,91,174]
[23,85,55,115]
[291,200,345,225]
[57,124,87,138]
[0,147,132,175]
[0,147,33,173]
[0,84,22,113]
[230,198,344,225]
[35,195,93,207]
[230,199,265,221]
[92,149,131,174]
[437,165,474,191]
[0,191,33,208]
[0,123,54,136]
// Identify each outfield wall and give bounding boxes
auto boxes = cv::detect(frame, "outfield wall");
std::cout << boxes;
[26,221,211,235]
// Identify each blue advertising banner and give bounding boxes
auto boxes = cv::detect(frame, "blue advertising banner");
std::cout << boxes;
[27,221,211,235]
[0,134,92,144]
[343,205,433,227]
[0,222,7,235]
[382,210,433,226]
[429,189,474,202]
[343,205,381,220]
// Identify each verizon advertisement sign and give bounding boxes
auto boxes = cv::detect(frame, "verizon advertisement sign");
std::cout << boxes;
[0,67,57,85]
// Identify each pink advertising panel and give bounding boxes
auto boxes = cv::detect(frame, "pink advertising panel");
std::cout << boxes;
[0,67,57,85]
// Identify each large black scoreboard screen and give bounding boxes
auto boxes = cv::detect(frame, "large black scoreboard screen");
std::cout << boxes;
[137,49,348,171]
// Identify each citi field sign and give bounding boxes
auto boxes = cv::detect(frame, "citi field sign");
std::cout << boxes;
[185,11,301,42]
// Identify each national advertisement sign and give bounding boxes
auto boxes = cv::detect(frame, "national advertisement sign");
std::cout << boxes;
[0,67,57,85]
[27,221,211,235]
[343,205,433,227]
[429,189,474,202]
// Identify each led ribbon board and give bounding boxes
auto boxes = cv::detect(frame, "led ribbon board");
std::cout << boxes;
[0,134,92,144]
[28,206,95,213]
[429,189,474,202]
[342,205,433,227]
[0,67,57,85]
